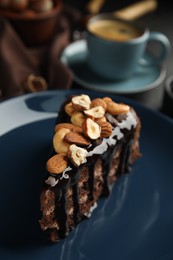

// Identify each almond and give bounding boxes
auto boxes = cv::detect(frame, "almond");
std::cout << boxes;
[68,144,88,167]
[64,132,91,146]
[91,98,107,111]
[72,94,91,111]
[98,121,112,138]
[53,128,70,154]
[71,111,85,127]
[107,101,130,115]
[82,118,101,140]
[46,154,68,174]
[84,106,105,119]
[54,123,82,133]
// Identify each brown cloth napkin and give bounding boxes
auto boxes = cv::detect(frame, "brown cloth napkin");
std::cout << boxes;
[0,6,81,100]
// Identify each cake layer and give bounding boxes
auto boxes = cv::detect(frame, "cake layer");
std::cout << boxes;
[39,94,141,242]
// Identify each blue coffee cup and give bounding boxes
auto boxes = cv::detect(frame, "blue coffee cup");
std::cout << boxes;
[86,13,170,80]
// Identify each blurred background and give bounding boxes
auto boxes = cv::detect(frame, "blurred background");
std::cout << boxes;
[0,0,172,116]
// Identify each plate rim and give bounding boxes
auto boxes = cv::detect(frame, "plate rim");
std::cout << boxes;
[1,89,173,259]
[1,89,173,125]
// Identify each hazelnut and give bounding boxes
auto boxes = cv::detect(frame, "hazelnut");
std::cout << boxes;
[72,94,91,111]
[68,144,88,167]
[82,118,101,140]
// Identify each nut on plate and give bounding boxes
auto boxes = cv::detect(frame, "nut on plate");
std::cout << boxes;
[68,144,88,167]
[82,118,101,140]
[46,154,68,174]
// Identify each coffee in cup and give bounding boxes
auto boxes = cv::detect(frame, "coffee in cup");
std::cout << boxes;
[87,19,143,42]
[86,13,170,80]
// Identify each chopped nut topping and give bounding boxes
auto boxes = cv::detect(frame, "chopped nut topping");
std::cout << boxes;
[46,154,68,174]
[82,118,101,140]
[98,121,113,138]
[95,116,107,124]
[47,94,133,175]
[53,128,70,154]
[106,101,130,115]
[64,102,76,116]
[72,94,91,111]
[84,106,105,119]
[103,97,112,105]
[91,98,107,111]
[64,131,91,146]
[71,111,85,127]
[54,123,82,133]
[68,144,88,167]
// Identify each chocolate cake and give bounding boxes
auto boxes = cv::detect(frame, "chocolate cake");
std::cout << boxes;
[39,94,141,243]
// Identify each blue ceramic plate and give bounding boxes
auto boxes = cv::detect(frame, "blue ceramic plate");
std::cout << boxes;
[0,90,173,260]
[61,40,166,94]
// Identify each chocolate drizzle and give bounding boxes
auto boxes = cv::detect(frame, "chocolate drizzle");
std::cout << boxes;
[87,162,95,201]
[72,177,81,224]
[55,188,68,239]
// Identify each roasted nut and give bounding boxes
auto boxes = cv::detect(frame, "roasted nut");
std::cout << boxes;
[64,102,76,116]
[53,128,70,154]
[98,121,112,138]
[107,101,130,115]
[103,97,112,105]
[91,98,107,111]
[46,154,68,174]
[71,111,85,127]
[64,131,90,146]
[84,106,105,119]
[24,74,48,93]
[54,123,82,133]
[95,116,107,124]
[72,94,91,111]
[82,118,100,140]
[68,144,88,167]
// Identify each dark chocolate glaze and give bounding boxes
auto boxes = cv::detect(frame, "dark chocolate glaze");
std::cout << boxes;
[41,96,138,241]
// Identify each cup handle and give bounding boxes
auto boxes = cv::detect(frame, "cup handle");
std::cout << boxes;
[139,32,171,66]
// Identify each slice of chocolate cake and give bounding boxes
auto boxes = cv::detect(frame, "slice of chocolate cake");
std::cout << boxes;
[39,94,141,243]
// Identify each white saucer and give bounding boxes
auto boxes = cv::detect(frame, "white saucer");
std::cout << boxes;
[61,40,166,95]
